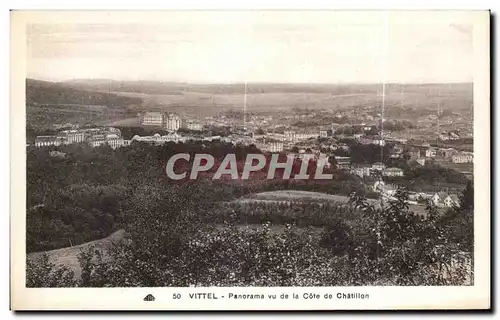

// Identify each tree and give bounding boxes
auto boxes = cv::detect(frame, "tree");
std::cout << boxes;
[459,180,474,211]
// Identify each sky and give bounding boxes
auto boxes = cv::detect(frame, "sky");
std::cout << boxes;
[25,11,475,84]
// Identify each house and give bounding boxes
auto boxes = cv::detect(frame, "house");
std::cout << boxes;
[449,132,460,140]
[438,148,458,159]
[372,136,386,146]
[440,131,461,141]
[425,147,437,158]
[416,158,426,166]
[371,162,386,171]
[431,192,460,208]
[382,167,404,177]
[319,130,328,138]
[338,143,350,151]
[405,147,421,161]
[389,145,404,159]
[444,194,460,207]
[373,180,397,196]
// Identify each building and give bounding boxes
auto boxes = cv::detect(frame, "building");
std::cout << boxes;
[255,139,284,153]
[106,138,125,149]
[350,165,371,178]
[186,121,203,131]
[316,154,331,169]
[131,132,185,145]
[438,147,458,159]
[59,130,85,144]
[165,114,182,131]
[88,137,107,148]
[359,136,385,146]
[319,130,328,138]
[440,131,461,141]
[34,127,123,148]
[372,136,386,146]
[141,112,164,126]
[371,162,386,171]
[163,132,182,143]
[425,147,437,158]
[452,152,473,164]
[431,192,460,208]
[389,145,404,159]
[382,167,404,177]
[416,158,426,166]
[406,147,421,161]
[373,180,397,196]
[284,131,319,143]
[334,156,351,170]
[34,136,64,147]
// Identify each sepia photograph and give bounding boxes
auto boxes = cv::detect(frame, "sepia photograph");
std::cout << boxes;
[10,10,490,310]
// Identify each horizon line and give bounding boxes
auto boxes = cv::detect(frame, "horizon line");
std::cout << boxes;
[26,77,473,86]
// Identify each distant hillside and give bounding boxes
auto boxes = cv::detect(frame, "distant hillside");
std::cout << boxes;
[27,79,143,107]
[64,79,473,97]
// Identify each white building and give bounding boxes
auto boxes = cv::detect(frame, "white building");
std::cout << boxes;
[88,137,107,148]
[382,167,404,177]
[284,131,319,143]
[106,138,125,149]
[425,147,437,158]
[256,140,284,153]
[131,133,185,145]
[371,162,386,171]
[165,114,182,131]
[60,130,85,144]
[431,192,460,208]
[416,158,426,166]
[34,136,64,147]
[452,152,473,164]
[186,122,203,131]
[350,165,371,178]
[142,112,164,126]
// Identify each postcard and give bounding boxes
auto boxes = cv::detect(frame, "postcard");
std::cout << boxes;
[10,10,490,310]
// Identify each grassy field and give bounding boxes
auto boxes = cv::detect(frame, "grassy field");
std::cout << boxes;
[27,229,125,279]
[234,190,430,216]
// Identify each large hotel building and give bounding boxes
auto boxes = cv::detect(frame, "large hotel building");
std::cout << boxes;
[140,112,182,131]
